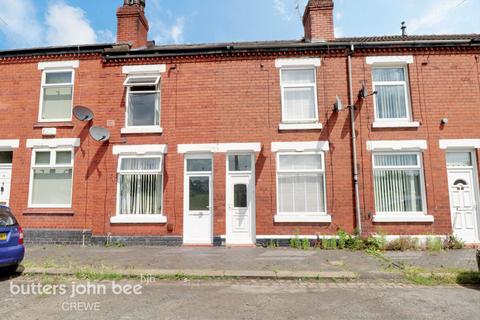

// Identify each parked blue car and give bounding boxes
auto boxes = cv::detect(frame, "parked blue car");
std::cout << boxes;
[0,206,24,273]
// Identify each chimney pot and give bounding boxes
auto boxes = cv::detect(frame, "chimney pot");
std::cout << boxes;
[303,0,335,42]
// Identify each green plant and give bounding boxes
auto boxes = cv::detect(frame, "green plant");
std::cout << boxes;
[364,236,385,251]
[105,241,126,248]
[337,230,348,249]
[385,237,420,251]
[443,235,464,250]
[426,237,443,251]
[267,239,278,248]
[290,231,301,249]
[322,238,337,250]
[346,236,365,250]
[301,238,311,250]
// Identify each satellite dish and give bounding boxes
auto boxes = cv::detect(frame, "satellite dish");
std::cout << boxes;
[73,106,94,121]
[89,126,110,142]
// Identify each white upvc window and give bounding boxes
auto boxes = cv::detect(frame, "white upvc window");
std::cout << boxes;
[116,155,164,217]
[28,148,74,208]
[372,66,411,122]
[39,69,74,122]
[372,152,427,215]
[276,152,327,216]
[280,67,319,124]
[122,75,161,133]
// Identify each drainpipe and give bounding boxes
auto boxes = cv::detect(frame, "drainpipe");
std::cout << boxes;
[348,44,362,235]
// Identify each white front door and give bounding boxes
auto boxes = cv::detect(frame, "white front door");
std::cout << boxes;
[0,166,12,206]
[226,154,255,245]
[446,152,479,243]
[183,155,213,245]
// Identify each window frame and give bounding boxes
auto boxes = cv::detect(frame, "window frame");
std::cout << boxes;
[226,153,253,174]
[38,68,75,123]
[372,65,412,123]
[123,74,162,132]
[28,147,74,208]
[279,66,319,124]
[115,154,165,216]
[275,151,327,216]
[372,151,427,215]
[445,151,474,169]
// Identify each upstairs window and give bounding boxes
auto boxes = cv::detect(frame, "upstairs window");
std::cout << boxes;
[280,68,318,123]
[123,75,161,129]
[29,149,73,207]
[372,67,410,121]
[39,70,74,122]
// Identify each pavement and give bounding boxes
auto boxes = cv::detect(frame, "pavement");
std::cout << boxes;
[18,245,480,280]
[2,279,480,320]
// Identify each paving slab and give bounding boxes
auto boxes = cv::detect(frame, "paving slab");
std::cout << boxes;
[21,245,478,281]
[384,249,478,271]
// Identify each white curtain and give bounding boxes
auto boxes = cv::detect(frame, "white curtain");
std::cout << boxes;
[282,69,316,121]
[282,69,315,84]
[119,174,162,215]
[121,158,161,171]
[373,68,407,119]
[374,154,423,213]
[119,157,162,215]
[279,154,322,170]
[278,173,324,214]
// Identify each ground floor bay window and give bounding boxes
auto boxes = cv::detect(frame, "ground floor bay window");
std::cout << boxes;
[112,154,166,224]
[274,152,330,223]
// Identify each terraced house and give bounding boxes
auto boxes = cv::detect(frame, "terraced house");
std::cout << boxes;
[1,0,479,246]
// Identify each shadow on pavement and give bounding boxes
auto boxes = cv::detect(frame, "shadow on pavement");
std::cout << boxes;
[0,265,24,282]
[456,271,480,290]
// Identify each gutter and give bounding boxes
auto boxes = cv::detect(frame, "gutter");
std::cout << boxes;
[103,38,479,60]
[347,44,362,235]
[0,43,116,58]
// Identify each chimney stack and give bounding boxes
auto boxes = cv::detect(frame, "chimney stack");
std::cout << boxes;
[117,0,149,48]
[303,0,335,42]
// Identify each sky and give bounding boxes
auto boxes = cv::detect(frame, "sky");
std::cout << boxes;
[0,0,479,50]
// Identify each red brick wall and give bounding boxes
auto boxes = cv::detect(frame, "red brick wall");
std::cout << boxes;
[116,5,149,48]
[303,0,335,42]
[1,48,480,239]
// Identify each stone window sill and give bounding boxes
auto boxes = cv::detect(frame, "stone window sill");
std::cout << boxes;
[34,122,75,128]
[23,209,75,216]
[274,214,332,223]
[279,123,323,131]
[372,121,420,129]
[372,214,434,223]
[121,127,163,134]
[110,215,167,224]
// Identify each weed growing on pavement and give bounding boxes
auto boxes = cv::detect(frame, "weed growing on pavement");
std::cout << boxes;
[385,237,420,251]
[267,239,278,248]
[301,238,311,250]
[290,230,301,249]
[74,269,124,281]
[426,237,443,252]
[337,230,347,249]
[443,235,464,250]
[105,241,126,248]
[321,238,337,250]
